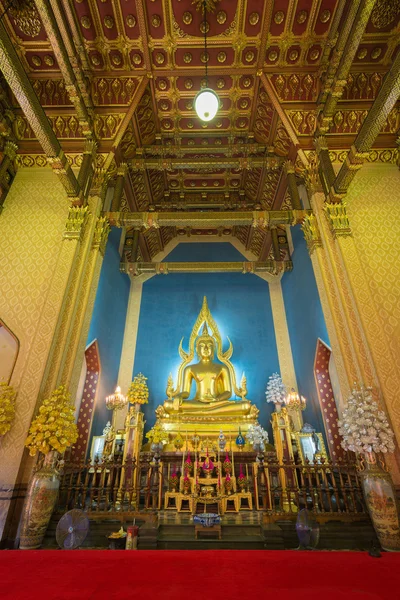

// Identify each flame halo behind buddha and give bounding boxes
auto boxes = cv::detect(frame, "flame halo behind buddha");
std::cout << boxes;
[155,297,259,447]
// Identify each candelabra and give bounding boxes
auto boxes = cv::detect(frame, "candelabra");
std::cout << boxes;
[105,385,128,429]
[285,388,307,411]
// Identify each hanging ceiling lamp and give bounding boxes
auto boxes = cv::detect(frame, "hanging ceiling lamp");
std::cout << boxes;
[194,1,219,122]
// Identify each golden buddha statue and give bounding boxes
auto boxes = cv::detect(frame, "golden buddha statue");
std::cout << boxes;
[155,298,259,446]
[163,323,253,417]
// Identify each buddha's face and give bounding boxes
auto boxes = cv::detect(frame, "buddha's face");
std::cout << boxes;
[197,338,214,360]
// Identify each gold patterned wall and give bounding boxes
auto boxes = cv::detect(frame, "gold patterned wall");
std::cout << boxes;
[341,164,400,445]
[0,169,69,539]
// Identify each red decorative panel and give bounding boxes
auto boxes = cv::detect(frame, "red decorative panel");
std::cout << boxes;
[314,340,345,462]
[71,341,100,462]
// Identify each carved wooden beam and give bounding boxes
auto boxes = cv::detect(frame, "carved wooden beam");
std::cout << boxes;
[50,0,93,109]
[63,0,92,75]
[121,260,293,276]
[318,0,347,77]
[283,161,302,210]
[318,0,377,133]
[0,19,80,199]
[135,0,152,72]
[318,0,360,106]
[34,0,93,136]
[106,209,312,229]
[332,49,400,199]
[139,142,268,156]
[258,72,308,168]
[130,155,283,171]
[111,163,128,212]
[103,76,149,171]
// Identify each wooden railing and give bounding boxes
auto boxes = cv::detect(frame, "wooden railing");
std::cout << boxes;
[56,454,366,518]
[253,456,366,516]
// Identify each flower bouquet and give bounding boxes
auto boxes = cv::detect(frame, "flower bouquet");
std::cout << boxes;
[338,384,399,551]
[237,464,247,492]
[127,373,149,411]
[25,385,78,456]
[223,452,232,474]
[265,372,286,412]
[0,382,16,436]
[246,423,269,453]
[20,385,78,550]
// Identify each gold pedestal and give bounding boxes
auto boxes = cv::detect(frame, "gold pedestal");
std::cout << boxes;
[153,412,259,451]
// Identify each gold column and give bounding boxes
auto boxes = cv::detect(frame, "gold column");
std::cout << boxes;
[268,278,302,431]
[59,170,111,399]
[39,169,110,400]
[284,161,302,210]
[77,139,97,192]
[111,163,128,212]
[302,165,400,481]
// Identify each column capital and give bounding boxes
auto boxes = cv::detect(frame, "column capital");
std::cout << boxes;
[301,213,322,254]
[314,135,329,154]
[92,216,111,256]
[117,162,129,178]
[3,141,18,161]
[323,201,352,237]
[83,138,97,157]
[90,168,111,198]
[63,205,90,241]
[283,160,295,175]
[303,160,323,196]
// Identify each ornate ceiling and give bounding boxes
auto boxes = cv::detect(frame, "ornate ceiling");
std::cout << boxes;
[1,0,399,260]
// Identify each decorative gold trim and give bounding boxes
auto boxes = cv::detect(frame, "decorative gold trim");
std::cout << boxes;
[121,260,293,276]
[301,213,322,254]
[63,205,89,240]
[92,216,111,256]
[324,202,352,237]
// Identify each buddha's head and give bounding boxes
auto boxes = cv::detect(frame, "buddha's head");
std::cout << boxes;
[196,323,215,360]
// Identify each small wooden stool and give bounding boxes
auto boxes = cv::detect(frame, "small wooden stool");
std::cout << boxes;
[238,492,253,510]
[222,495,239,513]
[164,492,178,509]
[195,524,222,540]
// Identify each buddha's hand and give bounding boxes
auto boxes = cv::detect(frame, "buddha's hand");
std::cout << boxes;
[172,396,182,411]
[203,392,216,402]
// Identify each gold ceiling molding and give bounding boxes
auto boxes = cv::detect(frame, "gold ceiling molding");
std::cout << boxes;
[295,148,398,172]
[107,209,311,229]
[8,0,41,38]
[16,153,108,169]
[371,0,398,29]
[121,259,292,276]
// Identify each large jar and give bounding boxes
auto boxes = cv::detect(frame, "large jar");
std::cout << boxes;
[360,452,400,551]
[19,451,60,550]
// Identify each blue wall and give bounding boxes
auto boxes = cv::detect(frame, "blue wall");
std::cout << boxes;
[88,227,130,437]
[133,243,280,435]
[282,226,329,434]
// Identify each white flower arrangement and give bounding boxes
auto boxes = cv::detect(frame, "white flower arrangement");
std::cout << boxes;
[265,373,286,405]
[338,385,395,455]
[246,424,269,448]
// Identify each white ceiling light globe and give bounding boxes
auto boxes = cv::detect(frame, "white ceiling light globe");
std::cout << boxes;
[194,88,219,122]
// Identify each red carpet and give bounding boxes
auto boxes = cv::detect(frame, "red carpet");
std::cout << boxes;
[0,550,399,599]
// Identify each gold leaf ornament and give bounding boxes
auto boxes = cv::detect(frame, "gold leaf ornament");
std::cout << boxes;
[127,373,149,405]
[25,386,78,456]
[0,383,17,436]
